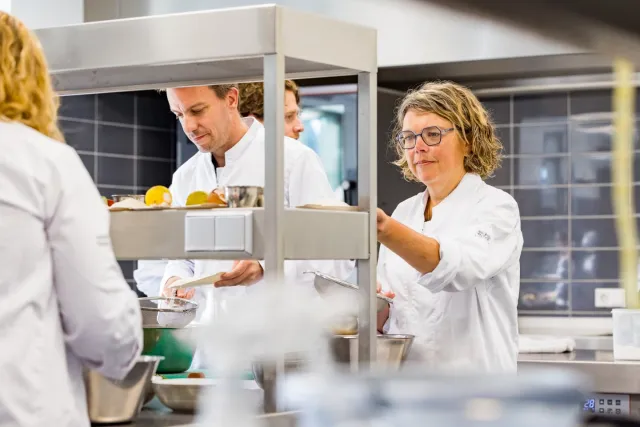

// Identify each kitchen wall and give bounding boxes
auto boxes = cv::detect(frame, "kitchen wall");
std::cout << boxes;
[477,88,639,317]
[58,91,176,292]
[477,87,638,318]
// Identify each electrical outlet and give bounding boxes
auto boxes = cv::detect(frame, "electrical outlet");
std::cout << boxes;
[594,288,625,308]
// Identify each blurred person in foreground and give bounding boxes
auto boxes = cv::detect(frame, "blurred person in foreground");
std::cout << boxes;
[376,81,523,373]
[239,79,305,139]
[0,12,142,426]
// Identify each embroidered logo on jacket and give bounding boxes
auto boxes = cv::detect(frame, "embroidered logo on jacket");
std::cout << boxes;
[476,230,491,242]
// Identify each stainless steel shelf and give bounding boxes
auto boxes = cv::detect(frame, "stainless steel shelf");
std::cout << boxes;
[34,4,377,95]
[36,5,379,406]
[110,208,369,261]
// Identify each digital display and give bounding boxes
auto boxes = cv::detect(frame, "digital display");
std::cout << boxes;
[581,394,629,416]
[583,399,596,412]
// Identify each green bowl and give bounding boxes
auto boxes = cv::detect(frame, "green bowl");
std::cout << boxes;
[142,327,196,374]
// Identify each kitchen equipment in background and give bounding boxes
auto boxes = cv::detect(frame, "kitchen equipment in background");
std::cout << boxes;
[280,367,589,427]
[612,309,640,360]
[298,85,357,203]
[224,185,264,208]
[84,355,163,424]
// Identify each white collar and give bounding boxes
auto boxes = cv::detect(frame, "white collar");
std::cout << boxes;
[221,117,262,166]
[422,173,482,213]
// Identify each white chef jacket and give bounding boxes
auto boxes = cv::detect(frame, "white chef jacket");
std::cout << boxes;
[378,173,523,373]
[160,118,354,322]
[0,122,142,427]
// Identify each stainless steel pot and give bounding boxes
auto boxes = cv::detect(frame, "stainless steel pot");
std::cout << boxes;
[84,356,163,424]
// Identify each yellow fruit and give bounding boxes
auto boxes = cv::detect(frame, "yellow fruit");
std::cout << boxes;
[186,191,208,206]
[145,185,172,206]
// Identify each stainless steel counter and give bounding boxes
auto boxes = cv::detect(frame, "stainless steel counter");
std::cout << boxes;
[519,350,640,395]
[130,400,194,426]
[130,400,297,427]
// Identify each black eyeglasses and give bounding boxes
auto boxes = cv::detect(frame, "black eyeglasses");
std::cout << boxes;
[395,126,455,149]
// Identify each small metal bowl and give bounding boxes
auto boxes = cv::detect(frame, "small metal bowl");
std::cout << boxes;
[152,377,212,413]
[85,355,164,424]
[112,194,145,203]
[224,186,264,208]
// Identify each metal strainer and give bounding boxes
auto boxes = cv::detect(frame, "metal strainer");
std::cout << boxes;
[139,297,198,328]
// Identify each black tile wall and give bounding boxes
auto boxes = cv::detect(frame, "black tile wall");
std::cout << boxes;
[59,91,176,290]
[97,124,135,156]
[480,89,640,317]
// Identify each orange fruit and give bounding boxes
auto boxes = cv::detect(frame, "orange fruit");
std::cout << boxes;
[207,190,226,205]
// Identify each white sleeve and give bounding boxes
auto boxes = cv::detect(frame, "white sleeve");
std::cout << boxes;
[416,196,523,293]
[134,260,169,297]
[161,259,195,289]
[47,149,142,380]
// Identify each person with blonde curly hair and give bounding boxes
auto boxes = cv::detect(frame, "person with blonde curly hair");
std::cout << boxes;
[376,81,523,373]
[0,12,142,426]
[238,80,305,139]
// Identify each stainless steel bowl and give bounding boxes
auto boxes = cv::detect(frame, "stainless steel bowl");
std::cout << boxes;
[252,355,308,390]
[252,335,414,390]
[139,297,198,329]
[224,186,264,208]
[152,378,212,413]
[307,270,392,313]
[331,334,414,369]
[85,355,164,424]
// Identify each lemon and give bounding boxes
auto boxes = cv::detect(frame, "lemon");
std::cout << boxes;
[145,185,172,206]
[186,190,208,206]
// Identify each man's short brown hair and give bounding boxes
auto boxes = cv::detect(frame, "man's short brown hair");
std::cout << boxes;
[208,84,238,99]
[157,84,238,98]
[238,80,300,119]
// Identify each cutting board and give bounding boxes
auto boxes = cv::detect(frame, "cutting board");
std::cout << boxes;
[167,273,227,290]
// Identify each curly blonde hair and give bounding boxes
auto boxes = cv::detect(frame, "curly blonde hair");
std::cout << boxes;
[0,12,63,141]
[392,81,502,181]
[238,80,300,119]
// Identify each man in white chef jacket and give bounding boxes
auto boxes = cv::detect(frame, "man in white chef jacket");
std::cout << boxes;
[134,81,318,297]
[150,85,353,325]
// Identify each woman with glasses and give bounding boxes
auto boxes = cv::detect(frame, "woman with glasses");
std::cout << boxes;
[376,81,523,373]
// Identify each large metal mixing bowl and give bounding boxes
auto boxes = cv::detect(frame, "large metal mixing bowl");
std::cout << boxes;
[252,334,414,389]
[331,334,414,369]
[84,355,163,424]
